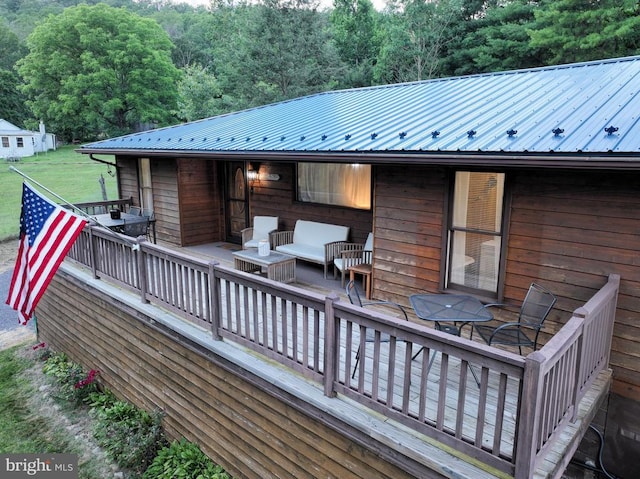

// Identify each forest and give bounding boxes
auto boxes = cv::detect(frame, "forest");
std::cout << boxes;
[1,0,639,142]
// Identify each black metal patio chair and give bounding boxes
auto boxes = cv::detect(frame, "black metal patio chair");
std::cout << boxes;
[346,280,408,378]
[122,218,150,240]
[472,282,557,355]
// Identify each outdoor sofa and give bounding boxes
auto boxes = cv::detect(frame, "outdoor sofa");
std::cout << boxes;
[271,220,350,278]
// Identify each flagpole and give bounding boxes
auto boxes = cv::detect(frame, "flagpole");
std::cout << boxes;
[9,166,95,218]
[8,166,135,244]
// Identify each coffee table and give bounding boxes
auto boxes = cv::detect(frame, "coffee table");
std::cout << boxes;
[232,249,296,283]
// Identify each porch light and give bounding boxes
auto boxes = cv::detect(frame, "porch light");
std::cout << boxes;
[247,162,260,182]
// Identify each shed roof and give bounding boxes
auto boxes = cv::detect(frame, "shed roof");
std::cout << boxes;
[81,56,640,168]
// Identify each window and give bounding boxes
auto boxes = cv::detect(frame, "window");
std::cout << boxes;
[297,163,371,209]
[446,171,505,294]
[1,137,8,148]
[17,137,24,148]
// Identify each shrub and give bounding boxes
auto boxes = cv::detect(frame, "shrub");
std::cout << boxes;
[42,351,99,404]
[91,398,166,475]
[142,438,231,479]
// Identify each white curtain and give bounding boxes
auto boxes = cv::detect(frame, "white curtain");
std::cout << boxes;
[298,163,371,209]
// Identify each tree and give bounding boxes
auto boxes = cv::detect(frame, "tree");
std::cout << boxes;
[529,0,640,65]
[239,0,341,106]
[330,0,381,87]
[177,64,232,121]
[0,22,27,69]
[443,0,543,76]
[374,0,463,84]
[17,4,181,141]
[0,69,30,126]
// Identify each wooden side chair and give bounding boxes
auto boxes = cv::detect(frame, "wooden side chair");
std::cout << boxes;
[334,232,373,287]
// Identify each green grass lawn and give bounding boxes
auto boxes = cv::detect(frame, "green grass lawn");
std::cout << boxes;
[1,146,118,242]
[0,345,119,478]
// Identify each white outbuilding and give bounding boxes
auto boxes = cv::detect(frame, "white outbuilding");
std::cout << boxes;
[0,119,56,160]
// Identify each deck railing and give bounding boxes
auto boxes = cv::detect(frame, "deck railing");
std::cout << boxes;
[64,226,618,478]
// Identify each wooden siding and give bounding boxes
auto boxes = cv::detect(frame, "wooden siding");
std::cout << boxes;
[508,170,640,400]
[116,156,138,204]
[373,165,446,305]
[177,159,223,246]
[374,165,640,400]
[150,158,181,245]
[36,273,424,479]
[249,162,373,244]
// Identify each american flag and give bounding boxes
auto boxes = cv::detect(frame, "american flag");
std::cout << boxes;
[5,183,88,324]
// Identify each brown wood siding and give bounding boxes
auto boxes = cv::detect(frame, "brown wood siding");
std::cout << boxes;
[248,162,372,244]
[507,170,640,400]
[36,273,423,479]
[149,158,181,245]
[177,159,223,246]
[373,166,640,400]
[373,165,446,306]
[115,156,138,205]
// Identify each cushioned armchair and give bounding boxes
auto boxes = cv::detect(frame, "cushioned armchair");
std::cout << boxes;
[241,216,279,249]
[334,232,373,287]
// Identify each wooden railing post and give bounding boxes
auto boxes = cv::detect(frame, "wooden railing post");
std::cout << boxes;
[89,226,98,279]
[571,318,585,422]
[136,238,149,304]
[515,350,545,479]
[209,261,222,340]
[323,292,339,398]
[603,274,620,366]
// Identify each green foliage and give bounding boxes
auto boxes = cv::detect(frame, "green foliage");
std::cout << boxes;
[91,397,166,475]
[142,438,231,479]
[42,351,99,404]
[238,0,341,105]
[177,64,227,121]
[17,3,182,141]
[0,347,79,458]
[330,0,380,87]
[0,22,26,69]
[443,0,543,76]
[0,69,30,126]
[530,0,640,65]
[375,0,463,83]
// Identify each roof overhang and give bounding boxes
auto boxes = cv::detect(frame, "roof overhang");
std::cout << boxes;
[79,148,640,171]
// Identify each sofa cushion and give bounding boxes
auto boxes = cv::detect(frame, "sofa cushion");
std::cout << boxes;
[276,243,324,263]
[292,220,349,249]
[252,216,278,241]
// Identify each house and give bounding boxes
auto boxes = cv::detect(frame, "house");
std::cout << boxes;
[0,119,56,159]
[66,55,640,478]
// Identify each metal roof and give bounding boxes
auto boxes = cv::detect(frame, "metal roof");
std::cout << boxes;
[81,56,640,165]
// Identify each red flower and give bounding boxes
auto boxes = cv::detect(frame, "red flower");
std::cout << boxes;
[74,369,100,389]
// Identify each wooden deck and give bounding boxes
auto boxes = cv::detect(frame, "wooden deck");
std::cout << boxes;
[62,227,616,479]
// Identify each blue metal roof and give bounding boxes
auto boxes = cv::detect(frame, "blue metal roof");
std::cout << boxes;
[81,56,640,159]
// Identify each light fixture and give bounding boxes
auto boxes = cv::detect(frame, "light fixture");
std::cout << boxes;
[247,162,260,182]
